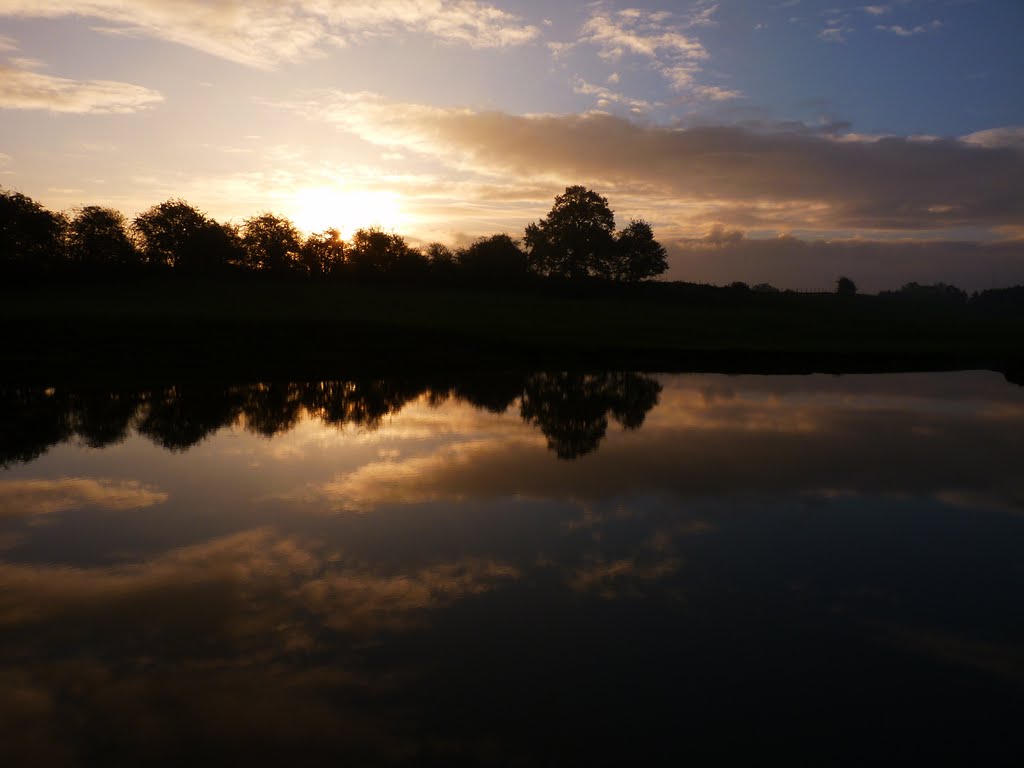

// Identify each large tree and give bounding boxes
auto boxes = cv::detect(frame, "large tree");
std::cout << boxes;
[241,213,303,274]
[300,228,346,277]
[457,234,528,282]
[524,186,617,280]
[133,199,212,271]
[612,219,668,282]
[347,227,425,278]
[0,189,65,273]
[66,206,138,270]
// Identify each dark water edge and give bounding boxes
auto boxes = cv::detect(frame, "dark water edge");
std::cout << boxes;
[5,327,1023,388]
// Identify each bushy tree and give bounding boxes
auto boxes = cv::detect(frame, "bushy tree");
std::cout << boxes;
[457,234,528,281]
[347,227,425,278]
[133,199,210,271]
[524,186,616,280]
[424,242,456,275]
[612,219,668,282]
[0,189,65,273]
[524,187,667,283]
[241,213,303,274]
[300,228,346,277]
[193,219,244,272]
[66,206,138,270]
[836,276,858,296]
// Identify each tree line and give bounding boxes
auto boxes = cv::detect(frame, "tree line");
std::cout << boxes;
[0,185,668,284]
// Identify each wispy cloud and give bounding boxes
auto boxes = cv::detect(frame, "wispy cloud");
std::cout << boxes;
[0,0,540,68]
[877,20,943,37]
[572,77,653,114]
[818,27,849,43]
[0,478,168,517]
[574,2,739,101]
[0,63,163,113]
[818,7,853,43]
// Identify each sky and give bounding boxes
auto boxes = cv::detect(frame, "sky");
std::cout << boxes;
[0,0,1022,290]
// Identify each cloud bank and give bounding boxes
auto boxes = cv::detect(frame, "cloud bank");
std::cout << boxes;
[0,0,540,68]
[667,231,1024,292]
[277,91,1024,233]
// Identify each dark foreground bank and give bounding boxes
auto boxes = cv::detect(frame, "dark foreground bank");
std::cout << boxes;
[4,279,1023,383]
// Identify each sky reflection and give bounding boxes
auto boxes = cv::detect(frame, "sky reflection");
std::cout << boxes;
[1,371,1023,764]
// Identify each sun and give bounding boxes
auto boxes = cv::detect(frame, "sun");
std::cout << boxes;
[290,186,407,237]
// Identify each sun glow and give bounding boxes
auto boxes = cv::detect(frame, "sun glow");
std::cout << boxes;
[290,186,407,237]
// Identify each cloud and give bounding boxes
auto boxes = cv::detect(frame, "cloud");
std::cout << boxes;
[572,77,653,114]
[818,26,850,43]
[316,437,542,511]
[0,63,162,113]
[575,3,737,101]
[963,127,1024,150]
[862,5,890,15]
[0,527,518,639]
[0,478,168,517]
[0,0,540,68]
[580,7,708,62]
[568,557,681,598]
[276,92,1024,232]
[877,20,943,36]
[692,84,743,101]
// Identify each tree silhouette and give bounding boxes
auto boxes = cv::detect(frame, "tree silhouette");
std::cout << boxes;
[520,372,662,459]
[452,373,528,413]
[0,189,65,273]
[457,234,528,282]
[67,206,138,270]
[836,276,857,296]
[301,228,346,277]
[241,382,306,436]
[612,219,668,282]
[242,213,303,274]
[192,219,244,273]
[133,199,208,269]
[347,227,425,279]
[0,384,72,467]
[0,372,666,465]
[132,199,237,273]
[424,242,457,276]
[524,186,617,280]
[68,389,142,448]
[135,384,244,450]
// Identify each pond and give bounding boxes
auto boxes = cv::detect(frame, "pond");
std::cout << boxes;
[1,371,1022,765]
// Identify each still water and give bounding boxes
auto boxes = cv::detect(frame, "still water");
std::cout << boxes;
[1,371,1022,765]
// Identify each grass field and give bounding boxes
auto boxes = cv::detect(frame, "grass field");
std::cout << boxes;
[4,279,1023,382]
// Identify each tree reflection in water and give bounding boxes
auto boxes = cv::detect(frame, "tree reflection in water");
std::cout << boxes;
[0,372,662,466]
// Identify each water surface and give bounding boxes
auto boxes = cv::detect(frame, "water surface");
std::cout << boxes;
[2,371,1022,765]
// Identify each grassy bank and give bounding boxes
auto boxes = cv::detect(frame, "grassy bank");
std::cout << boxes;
[4,279,1023,383]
